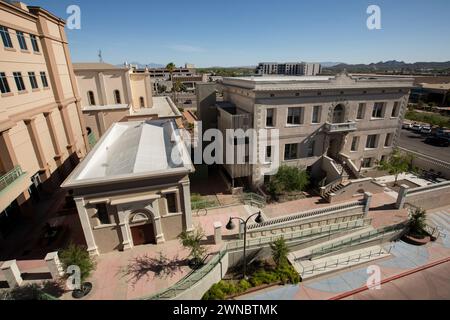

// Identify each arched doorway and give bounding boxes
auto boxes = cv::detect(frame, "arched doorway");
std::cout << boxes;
[129,211,156,246]
[332,104,345,123]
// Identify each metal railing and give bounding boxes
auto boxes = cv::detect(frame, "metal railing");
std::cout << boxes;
[324,121,357,133]
[0,166,25,192]
[241,192,266,208]
[298,246,391,277]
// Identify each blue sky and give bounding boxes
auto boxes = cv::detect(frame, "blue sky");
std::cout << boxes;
[25,0,450,67]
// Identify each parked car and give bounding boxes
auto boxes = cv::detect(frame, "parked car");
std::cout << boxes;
[411,123,423,132]
[420,126,432,135]
[402,122,412,129]
[425,135,450,147]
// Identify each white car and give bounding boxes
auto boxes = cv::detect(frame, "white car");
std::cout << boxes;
[402,122,412,129]
[420,126,432,134]
[411,124,423,132]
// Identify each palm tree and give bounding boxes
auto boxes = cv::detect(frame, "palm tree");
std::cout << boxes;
[166,62,176,102]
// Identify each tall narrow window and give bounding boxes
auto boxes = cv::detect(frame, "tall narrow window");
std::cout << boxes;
[114,90,121,104]
[166,193,177,213]
[0,26,13,48]
[284,143,299,160]
[139,96,145,108]
[88,91,96,106]
[362,158,373,168]
[266,146,273,162]
[266,108,274,127]
[0,72,11,94]
[372,102,385,118]
[351,136,359,151]
[312,105,321,124]
[307,140,315,157]
[40,72,49,88]
[13,72,26,91]
[16,31,27,50]
[366,134,378,149]
[357,103,366,120]
[96,203,110,225]
[385,133,393,147]
[287,107,302,125]
[28,72,38,89]
[391,102,400,117]
[30,34,40,52]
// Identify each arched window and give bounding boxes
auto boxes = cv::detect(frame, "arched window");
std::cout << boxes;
[114,90,121,104]
[332,104,345,123]
[139,97,145,108]
[87,91,96,106]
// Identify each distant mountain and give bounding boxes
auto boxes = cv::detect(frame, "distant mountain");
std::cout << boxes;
[324,60,450,73]
[320,62,343,67]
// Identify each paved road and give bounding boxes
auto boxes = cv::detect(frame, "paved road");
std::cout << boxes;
[398,129,449,162]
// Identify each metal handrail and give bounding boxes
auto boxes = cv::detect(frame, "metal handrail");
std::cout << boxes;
[0,166,25,192]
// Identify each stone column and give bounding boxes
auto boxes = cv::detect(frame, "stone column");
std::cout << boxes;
[181,180,194,232]
[1,260,23,288]
[95,112,107,137]
[116,205,133,251]
[24,118,50,179]
[74,198,99,256]
[0,129,18,171]
[45,251,64,280]
[44,111,63,165]
[144,74,153,108]
[97,72,108,106]
[396,184,409,209]
[58,105,75,153]
[213,221,222,245]
[363,192,373,217]
[148,200,165,244]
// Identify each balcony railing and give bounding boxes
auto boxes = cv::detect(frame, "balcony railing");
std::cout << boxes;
[324,121,357,133]
[0,166,25,192]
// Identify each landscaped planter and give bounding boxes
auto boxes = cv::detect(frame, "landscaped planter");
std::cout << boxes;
[72,282,93,299]
[227,282,282,299]
[402,234,431,246]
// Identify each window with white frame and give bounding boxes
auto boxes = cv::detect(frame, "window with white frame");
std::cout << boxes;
[366,134,378,149]
[287,107,303,125]
[372,102,385,118]
[266,108,274,127]
[312,105,321,124]
[357,103,366,120]
[284,143,299,160]
[0,26,13,48]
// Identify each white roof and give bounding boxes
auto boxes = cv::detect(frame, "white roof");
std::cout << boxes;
[63,120,193,187]
[131,96,182,117]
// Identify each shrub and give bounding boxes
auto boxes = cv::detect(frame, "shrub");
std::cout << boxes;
[59,244,96,284]
[237,279,252,292]
[276,263,301,285]
[267,166,309,199]
[178,227,207,267]
[409,208,427,237]
[202,282,226,300]
[270,238,289,267]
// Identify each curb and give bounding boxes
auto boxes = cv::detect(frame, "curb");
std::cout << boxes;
[329,256,450,300]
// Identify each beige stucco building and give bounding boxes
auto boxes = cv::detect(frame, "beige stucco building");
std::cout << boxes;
[62,119,195,255]
[0,1,87,237]
[73,63,182,144]
[204,73,414,188]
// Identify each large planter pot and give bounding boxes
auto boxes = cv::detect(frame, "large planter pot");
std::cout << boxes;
[402,234,431,246]
[72,282,93,299]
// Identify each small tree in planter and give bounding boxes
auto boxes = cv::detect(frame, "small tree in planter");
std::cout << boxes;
[178,227,207,269]
[378,149,413,186]
[270,237,289,267]
[59,244,96,299]
[409,208,427,238]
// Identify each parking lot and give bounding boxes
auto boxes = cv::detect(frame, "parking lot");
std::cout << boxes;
[398,128,449,162]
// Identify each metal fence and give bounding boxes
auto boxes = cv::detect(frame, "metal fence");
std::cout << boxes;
[0,166,25,192]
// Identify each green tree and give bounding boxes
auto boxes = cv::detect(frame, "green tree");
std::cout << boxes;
[378,149,413,186]
[178,227,207,267]
[267,165,309,198]
[270,237,289,267]
[59,244,96,284]
[409,208,427,236]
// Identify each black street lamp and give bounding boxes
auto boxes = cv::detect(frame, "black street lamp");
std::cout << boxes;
[226,211,263,279]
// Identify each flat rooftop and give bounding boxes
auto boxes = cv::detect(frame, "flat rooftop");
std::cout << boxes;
[62,119,193,188]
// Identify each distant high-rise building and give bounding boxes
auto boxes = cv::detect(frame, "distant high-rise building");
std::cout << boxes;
[256,62,322,76]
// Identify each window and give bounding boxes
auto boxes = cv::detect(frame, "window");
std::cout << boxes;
[266,146,272,162]
[16,31,27,50]
[114,90,121,104]
[40,72,49,88]
[266,108,274,127]
[96,203,110,225]
[28,72,38,89]
[166,193,177,213]
[139,97,145,108]
[312,105,321,124]
[13,72,26,91]
[284,143,298,160]
[88,91,96,106]
[351,137,359,152]
[366,134,378,149]
[30,34,39,52]
[362,158,373,168]
[307,140,315,157]
[287,107,303,125]
[0,26,13,48]
[0,72,11,94]
[391,102,400,117]
[357,103,366,120]
[385,133,393,147]
[372,102,385,118]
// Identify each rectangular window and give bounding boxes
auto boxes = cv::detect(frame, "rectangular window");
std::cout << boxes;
[16,31,27,50]
[312,105,321,124]
[30,34,40,52]
[266,146,272,162]
[0,26,13,48]
[366,134,378,149]
[13,72,26,91]
[372,102,385,118]
[266,108,274,127]
[307,140,315,157]
[0,72,11,94]
[28,72,38,89]
[284,143,298,160]
[96,203,110,225]
[385,133,393,147]
[166,193,177,213]
[287,107,303,125]
[357,103,366,120]
[40,72,49,88]
[351,136,359,151]
[391,102,400,117]
[362,158,373,168]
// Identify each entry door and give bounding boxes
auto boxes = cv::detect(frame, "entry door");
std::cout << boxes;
[131,224,155,246]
